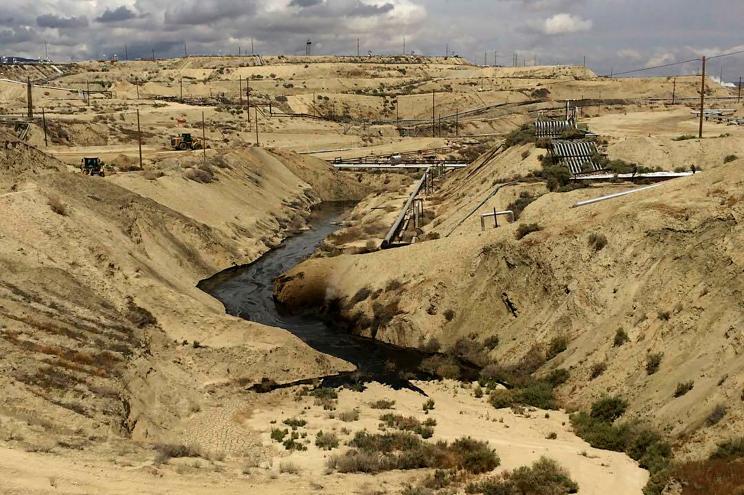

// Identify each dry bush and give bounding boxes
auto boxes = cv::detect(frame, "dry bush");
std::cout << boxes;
[338,409,360,422]
[369,399,396,410]
[646,352,663,375]
[515,223,542,240]
[588,232,608,251]
[126,299,158,328]
[420,355,461,380]
[48,196,68,216]
[279,461,300,474]
[546,336,568,360]
[613,328,629,347]
[143,170,164,180]
[674,381,694,398]
[349,287,372,306]
[590,362,607,380]
[153,443,202,464]
[185,166,215,183]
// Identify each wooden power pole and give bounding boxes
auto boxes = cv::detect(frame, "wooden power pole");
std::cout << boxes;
[699,56,706,139]
[672,78,676,105]
[201,111,207,165]
[255,108,260,146]
[26,77,33,119]
[136,107,143,170]
[738,76,742,104]
[42,107,47,146]
[432,91,436,137]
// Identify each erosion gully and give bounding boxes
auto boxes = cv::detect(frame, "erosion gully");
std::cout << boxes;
[199,202,451,392]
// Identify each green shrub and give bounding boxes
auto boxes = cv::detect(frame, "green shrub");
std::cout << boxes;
[711,437,744,460]
[488,389,516,409]
[331,432,499,474]
[590,362,607,380]
[483,336,500,350]
[422,399,435,413]
[271,428,289,442]
[590,396,628,423]
[283,418,307,429]
[315,431,339,450]
[515,223,542,240]
[467,456,579,495]
[673,381,694,398]
[506,191,539,220]
[369,399,396,410]
[613,328,629,347]
[504,124,536,148]
[546,336,568,360]
[546,368,570,387]
[646,353,663,375]
[518,382,556,409]
[540,165,573,192]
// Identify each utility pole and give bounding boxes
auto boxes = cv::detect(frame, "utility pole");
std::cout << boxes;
[26,77,33,119]
[180,77,183,101]
[432,91,436,137]
[445,43,448,58]
[403,37,406,56]
[201,111,207,165]
[357,38,360,57]
[672,78,676,105]
[124,45,128,61]
[44,40,48,61]
[699,56,706,139]
[484,50,487,66]
[184,42,188,58]
[738,76,742,104]
[152,49,155,62]
[255,108,260,146]
[86,80,90,107]
[251,38,254,54]
[42,107,48,146]
[583,55,586,68]
[247,79,251,122]
[239,77,243,105]
[135,79,140,100]
[136,107,143,170]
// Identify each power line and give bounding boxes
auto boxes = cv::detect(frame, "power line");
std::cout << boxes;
[610,57,701,77]
[609,48,744,78]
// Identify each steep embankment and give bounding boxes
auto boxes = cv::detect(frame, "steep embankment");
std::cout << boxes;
[0,132,365,456]
[276,142,744,457]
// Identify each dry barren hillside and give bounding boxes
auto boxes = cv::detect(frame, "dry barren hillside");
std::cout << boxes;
[276,134,744,458]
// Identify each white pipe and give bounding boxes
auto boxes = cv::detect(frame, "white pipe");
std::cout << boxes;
[480,210,515,230]
[572,183,665,208]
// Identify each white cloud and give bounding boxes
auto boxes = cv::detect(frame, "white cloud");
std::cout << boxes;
[541,13,592,35]
[644,51,675,68]
[617,49,642,60]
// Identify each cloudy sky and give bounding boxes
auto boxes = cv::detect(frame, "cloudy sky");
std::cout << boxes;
[2,0,743,79]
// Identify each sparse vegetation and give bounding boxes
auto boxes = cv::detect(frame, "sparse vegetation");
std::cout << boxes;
[515,223,542,240]
[646,352,663,375]
[506,191,539,220]
[466,457,578,495]
[328,431,499,474]
[571,396,672,489]
[588,232,608,251]
[422,399,436,413]
[614,328,630,347]
[546,336,568,360]
[590,362,607,380]
[369,399,396,410]
[379,413,435,438]
[315,431,339,450]
[48,196,68,216]
[706,404,727,426]
[504,124,536,148]
[723,154,738,163]
[153,443,201,464]
[338,409,360,422]
[674,380,694,398]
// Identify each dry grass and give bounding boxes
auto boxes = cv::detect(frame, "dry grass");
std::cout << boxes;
[48,196,68,216]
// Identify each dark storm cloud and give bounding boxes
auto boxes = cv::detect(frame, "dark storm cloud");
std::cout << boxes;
[163,0,258,26]
[36,14,89,29]
[290,0,324,7]
[96,6,139,23]
[0,0,741,81]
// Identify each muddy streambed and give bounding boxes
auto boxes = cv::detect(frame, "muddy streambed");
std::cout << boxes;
[199,203,445,387]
